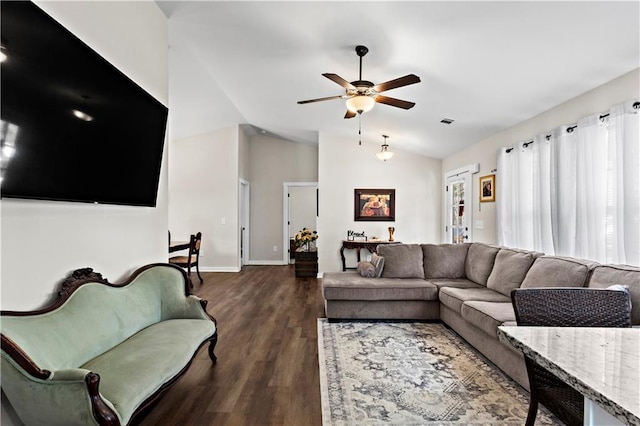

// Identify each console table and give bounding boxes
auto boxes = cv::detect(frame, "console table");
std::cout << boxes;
[498,326,639,426]
[340,240,400,271]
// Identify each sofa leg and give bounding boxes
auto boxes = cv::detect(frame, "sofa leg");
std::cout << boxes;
[525,398,538,426]
[208,334,218,363]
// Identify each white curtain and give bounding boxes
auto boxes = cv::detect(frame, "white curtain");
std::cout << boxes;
[498,100,640,266]
[497,135,554,254]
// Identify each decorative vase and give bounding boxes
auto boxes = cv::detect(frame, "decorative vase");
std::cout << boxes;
[388,227,395,242]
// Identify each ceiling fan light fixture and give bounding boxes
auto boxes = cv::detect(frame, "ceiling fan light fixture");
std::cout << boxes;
[346,95,375,114]
[376,135,394,161]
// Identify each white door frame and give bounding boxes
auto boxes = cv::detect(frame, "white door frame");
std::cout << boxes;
[239,179,250,267]
[283,182,318,264]
[443,163,478,243]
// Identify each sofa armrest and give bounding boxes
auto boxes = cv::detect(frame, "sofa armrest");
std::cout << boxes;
[1,358,121,425]
[160,291,215,322]
[175,295,215,321]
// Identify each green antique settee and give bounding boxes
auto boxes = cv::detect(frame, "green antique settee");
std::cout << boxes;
[1,263,218,425]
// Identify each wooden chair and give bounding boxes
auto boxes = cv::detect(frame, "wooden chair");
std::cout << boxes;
[511,287,632,426]
[169,232,203,286]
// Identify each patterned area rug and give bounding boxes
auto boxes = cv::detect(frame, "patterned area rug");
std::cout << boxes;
[317,320,560,425]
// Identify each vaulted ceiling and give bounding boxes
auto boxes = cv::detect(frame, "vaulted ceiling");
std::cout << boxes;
[157,1,639,159]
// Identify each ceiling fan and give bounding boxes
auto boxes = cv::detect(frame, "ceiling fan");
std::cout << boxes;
[298,45,421,119]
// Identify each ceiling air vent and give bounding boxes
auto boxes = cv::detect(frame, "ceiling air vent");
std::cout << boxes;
[440,118,455,125]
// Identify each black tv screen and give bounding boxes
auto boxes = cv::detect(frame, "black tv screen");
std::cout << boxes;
[0,1,168,207]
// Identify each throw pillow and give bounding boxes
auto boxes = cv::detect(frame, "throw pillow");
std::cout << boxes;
[370,253,385,277]
[357,261,376,278]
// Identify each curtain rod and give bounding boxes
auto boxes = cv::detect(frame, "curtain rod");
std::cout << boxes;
[505,101,640,153]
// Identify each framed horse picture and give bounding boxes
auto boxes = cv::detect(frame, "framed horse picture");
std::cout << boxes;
[354,189,395,221]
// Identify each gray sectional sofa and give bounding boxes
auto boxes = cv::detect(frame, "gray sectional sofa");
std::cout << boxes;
[322,243,640,390]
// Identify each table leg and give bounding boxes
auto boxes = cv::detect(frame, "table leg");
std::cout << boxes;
[340,245,347,271]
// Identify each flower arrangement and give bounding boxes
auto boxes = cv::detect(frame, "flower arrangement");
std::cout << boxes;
[294,227,318,251]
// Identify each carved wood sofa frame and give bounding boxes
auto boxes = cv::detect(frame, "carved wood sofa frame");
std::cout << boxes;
[1,263,218,425]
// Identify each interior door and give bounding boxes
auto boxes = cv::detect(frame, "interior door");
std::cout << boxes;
[445,174,471,243]
[239,180,250,266]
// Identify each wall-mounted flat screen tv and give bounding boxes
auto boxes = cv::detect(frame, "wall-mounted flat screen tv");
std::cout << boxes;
[0,1,168,207]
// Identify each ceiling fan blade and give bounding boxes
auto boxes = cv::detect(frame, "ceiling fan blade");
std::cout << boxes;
[344,110,357,119]
[323,73,356,90]
[373,74,421,93]
[297,95,344,105]
[375,95,416,110]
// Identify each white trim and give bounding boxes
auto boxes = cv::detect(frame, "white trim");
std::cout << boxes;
[245,260,289,266]
[444,163,479,179]
[198,266,241,273]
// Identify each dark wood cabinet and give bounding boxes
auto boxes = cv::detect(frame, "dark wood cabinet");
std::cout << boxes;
[295,249,318,278]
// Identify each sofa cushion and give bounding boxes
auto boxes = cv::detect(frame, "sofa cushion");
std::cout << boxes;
[521,256,596,289]
[588,264,640,325]
[322,272,437,301]
[487,249,537,296]
[81,319,215,424]
[426,278,483,290]
[460,301,516,338]
[378,244,425,279]
[464,243,500,286]
[439,287,511,314]
[422,243,470,279]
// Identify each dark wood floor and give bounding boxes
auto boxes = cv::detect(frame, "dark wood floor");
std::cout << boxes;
[140,265,325,426]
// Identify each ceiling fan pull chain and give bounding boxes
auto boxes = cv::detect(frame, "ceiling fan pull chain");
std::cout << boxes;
[358,115,362,145]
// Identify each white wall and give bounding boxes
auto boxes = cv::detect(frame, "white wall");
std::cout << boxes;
[168,126,240,272]
[318,133,442,274]
[248,135,318,262]
[0,2,168,424]
[442,68,640,244]
[0,1,169,311]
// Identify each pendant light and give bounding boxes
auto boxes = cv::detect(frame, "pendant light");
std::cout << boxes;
[376,135,394,161]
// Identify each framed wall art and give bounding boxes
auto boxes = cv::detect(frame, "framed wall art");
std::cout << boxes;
[354,189,395,221]
[479,174,495,202]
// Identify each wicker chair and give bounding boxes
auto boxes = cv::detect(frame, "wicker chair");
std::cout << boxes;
[511,287,632,426]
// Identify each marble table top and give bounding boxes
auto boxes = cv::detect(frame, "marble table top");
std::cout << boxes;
[498,326,640,426]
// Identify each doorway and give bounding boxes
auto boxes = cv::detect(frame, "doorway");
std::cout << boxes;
[283,182,318,264]
[240,179,250,267]
[444,164,478,243]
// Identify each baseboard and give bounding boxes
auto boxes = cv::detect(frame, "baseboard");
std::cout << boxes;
[244,260,289,266]
[198,266,241,273]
